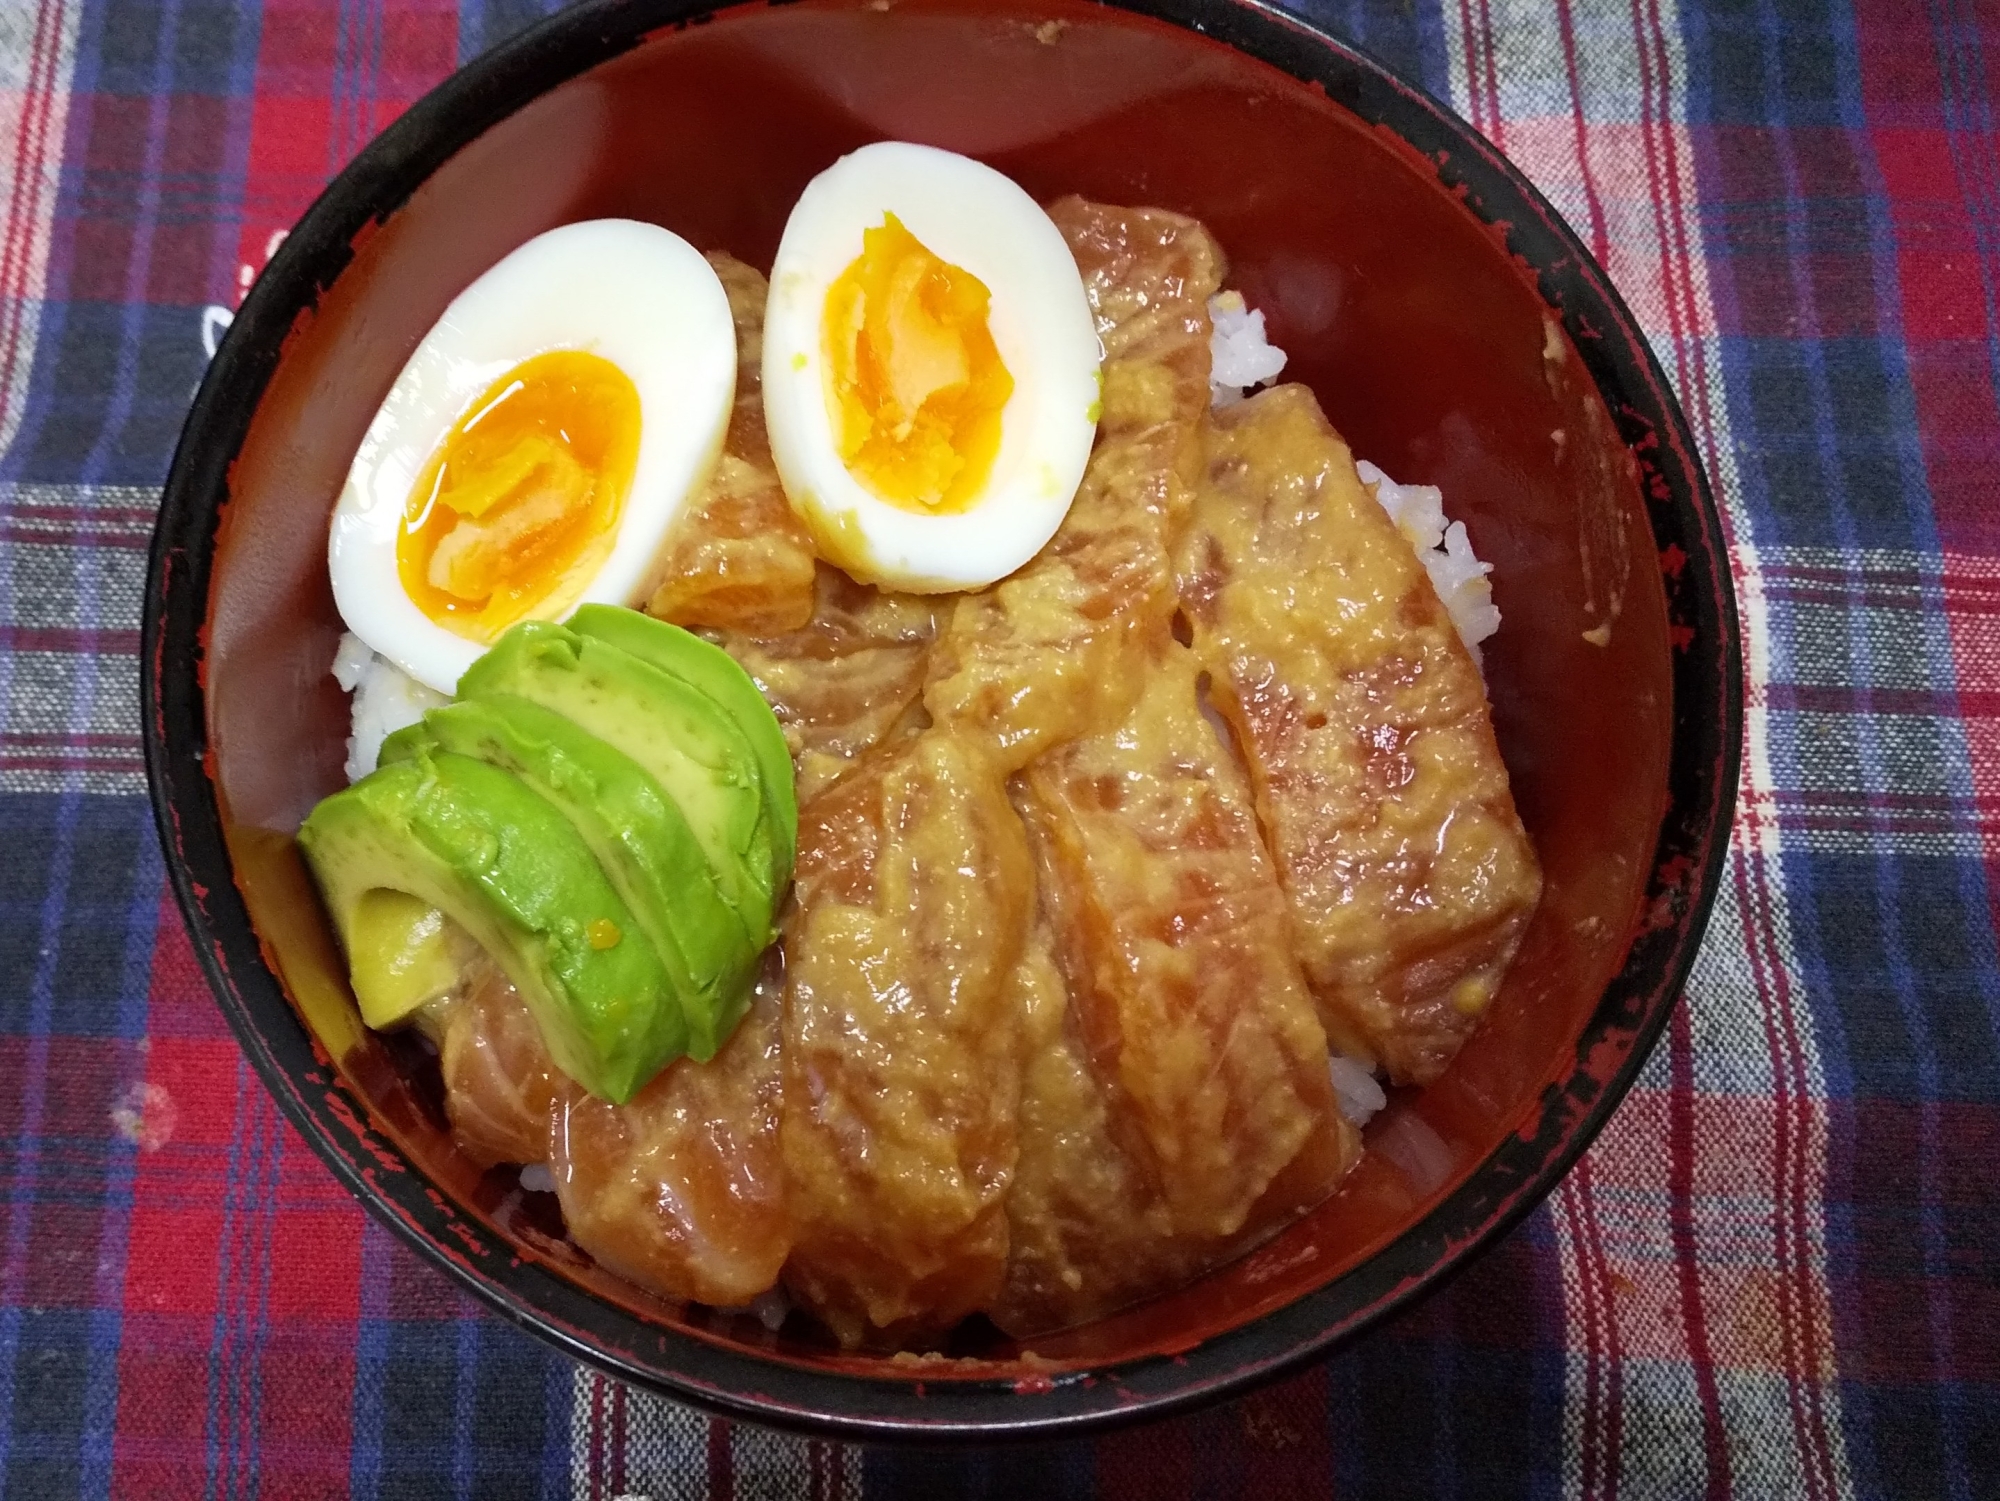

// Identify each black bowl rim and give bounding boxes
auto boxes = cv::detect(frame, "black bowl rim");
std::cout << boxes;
[142,0,1743,1443]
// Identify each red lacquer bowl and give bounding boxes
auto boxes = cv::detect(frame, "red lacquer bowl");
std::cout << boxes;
[143,0,1740,1440]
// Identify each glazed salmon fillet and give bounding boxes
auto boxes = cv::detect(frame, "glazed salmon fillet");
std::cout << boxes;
[431,963,791,1309]
[434,962,571,1169]
[992,900,1361,1335]
[718,566,937,801]
[646,252,817,636]
[779,732,1033,1346]
[988,912,1209,1335]
[551,959,790,1309]
[1016,641,1356,1242]
[1175,385,1542,1083]
[922,200,1222,769]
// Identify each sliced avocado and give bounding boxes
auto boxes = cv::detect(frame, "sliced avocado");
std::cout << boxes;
[569,604,797,893]
[343,888,478,1030]
[377,721,429,767]
[298,751,687,1103]
[458,621,777,946]
[399,693,758,1059]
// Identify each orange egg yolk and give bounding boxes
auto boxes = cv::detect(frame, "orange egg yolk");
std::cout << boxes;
[397,350,640,642]
[822,213,1013,514]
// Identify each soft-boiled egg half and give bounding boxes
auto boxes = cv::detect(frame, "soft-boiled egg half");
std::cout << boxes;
[762,142,1101,593]
[329,220,736,694]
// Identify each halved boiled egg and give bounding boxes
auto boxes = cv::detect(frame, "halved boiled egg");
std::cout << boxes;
[330,220,736,694]
[762,142,1101,593]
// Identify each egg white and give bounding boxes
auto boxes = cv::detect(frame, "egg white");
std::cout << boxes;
[329,219,736,695]
[761,142,1101,593]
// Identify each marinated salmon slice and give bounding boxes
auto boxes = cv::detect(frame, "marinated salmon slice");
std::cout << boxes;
[779,731,1033,1347]
[992,895,1358,1336]
[1176,385,1543,1084]
[431,961,791,1310]
[551,957,790,1309]
[646,252,818,636]
[433,961,572,1169]
[1017,641,1356,1243]
[922,200,1222,769]
[987,911,1204,1335]
[718,565,937,802]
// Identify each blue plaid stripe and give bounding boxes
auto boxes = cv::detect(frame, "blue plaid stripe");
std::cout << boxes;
[349,1215,391,1497]
[205,1064,276,1500]
[0,793,165,1500]
[1,0,260,492]
[1304,0,1457,100]
[453,0,560,68]
[346,1218,570,1501]
[1,0,222,488]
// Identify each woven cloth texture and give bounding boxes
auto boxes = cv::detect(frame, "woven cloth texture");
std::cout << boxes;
[2,0,1995,1494]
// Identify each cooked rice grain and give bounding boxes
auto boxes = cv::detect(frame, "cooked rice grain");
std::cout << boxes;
[1207,291,1287,406]
[335,632,447,783]
[1354,460,1501,663]
[1206,297,1501,664]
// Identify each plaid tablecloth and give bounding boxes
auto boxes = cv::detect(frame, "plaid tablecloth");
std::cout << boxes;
[3,0,1994,1493]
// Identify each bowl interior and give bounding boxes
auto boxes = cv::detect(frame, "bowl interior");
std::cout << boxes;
[195,0,1673,1400]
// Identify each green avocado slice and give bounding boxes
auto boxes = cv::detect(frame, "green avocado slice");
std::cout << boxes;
[568,604,797,894]
[298,750,686,1103]
[457,621,777,947]
[339,887,479,1030]
[389,693,758,1060]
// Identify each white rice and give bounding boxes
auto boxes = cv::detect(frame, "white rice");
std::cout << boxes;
[518,1162,556,1194]
[1205,295,1501,664]
[1328,1055,1388,1127]
[749,1286,792,1332]
[334,632,446,783]
[1207,291,1287,406]
[1355,460,1501,665]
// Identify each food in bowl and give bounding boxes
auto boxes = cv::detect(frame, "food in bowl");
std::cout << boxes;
[294,142,1542,1350]
[762,142,1103,590]
[328,219,740,695]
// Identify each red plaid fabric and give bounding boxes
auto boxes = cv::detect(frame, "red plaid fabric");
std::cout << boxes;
[3,0,1994,1494]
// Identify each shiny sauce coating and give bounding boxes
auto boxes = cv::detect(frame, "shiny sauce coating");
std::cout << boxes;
[424,201,1539,1348]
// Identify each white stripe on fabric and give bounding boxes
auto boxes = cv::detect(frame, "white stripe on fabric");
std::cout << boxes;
[732,1421,860,1501]
[1444,0,1851,1497]
[569,1368,593,1498]
[0,484,154,795]
[570,1374,711,1501]
[569,1372,860,1501]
